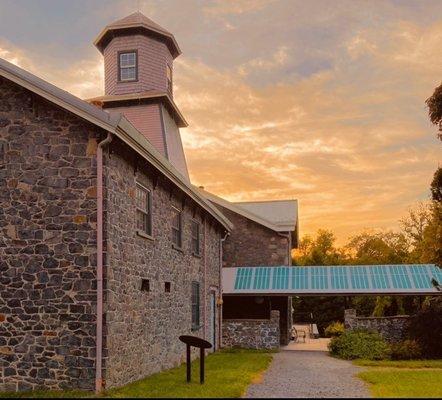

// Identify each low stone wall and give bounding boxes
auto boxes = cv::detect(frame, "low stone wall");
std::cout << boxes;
[222,310,280,349]
[344,309,410,343]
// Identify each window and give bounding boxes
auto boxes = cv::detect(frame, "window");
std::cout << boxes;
[119,51,137,82]
[136,183,152,236]
[191,281,200,330]
[166,64,172,93]
[141,279,150,292]
[191,220,200,255]
[171,206,182,248]
[165,282,171,293]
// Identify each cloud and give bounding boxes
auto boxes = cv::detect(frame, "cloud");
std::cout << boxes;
[1,0,441,244]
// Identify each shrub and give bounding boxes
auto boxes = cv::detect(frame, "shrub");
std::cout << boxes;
[390,340,422,360]
[408,297,442,358]
[328,329,391,360]
[324,321,345,338]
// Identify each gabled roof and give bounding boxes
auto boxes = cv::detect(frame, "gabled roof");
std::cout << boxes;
[0,57,231,231]
[235,200,298,232]
[199,189,298,244]
[86,91,188,127]
[94,12,181,58]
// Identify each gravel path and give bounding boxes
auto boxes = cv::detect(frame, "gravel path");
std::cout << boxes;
[244,350,371,398]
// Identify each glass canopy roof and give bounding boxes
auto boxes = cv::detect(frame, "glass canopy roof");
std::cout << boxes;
[222,265,442,295]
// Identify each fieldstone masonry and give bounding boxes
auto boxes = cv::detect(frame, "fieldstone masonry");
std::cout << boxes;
[222,310,280,349]
[344,309,410,343]
[0,77,102,391]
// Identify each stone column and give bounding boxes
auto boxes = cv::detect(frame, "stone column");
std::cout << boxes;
[344,309,357,330]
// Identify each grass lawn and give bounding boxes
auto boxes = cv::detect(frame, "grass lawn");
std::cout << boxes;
[1,349,273,399]
[355,359,442,398]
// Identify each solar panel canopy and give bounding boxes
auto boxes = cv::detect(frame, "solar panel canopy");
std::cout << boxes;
[223,265,442,295]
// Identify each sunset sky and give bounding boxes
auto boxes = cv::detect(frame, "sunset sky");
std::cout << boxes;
[0,0,441,243]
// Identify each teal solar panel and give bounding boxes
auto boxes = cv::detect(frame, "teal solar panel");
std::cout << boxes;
[292,267,309,289]
[350,266,370,289]
[253,267,271,290]
[234,267,253,290]
[230,264,440,294]
[390,265,412,289]
[410,265,432,289]
[272,267,289,290]
[369,265,389,289]
[430,265,442,284]
[311,266,328,290]
[331,266,348,289]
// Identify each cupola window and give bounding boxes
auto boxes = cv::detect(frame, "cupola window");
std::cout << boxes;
[166,64,172,93]
[119,51,137,82]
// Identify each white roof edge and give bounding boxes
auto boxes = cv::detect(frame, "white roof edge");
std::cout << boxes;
[0,57,230,231]
[199,189,295,233]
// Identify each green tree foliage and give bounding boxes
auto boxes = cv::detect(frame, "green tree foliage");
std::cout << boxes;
[426,82,442,140]
[430,167,442,202]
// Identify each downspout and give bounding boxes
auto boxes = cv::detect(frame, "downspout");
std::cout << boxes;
[96,132,112,394]
[277,232,292,266]
[203,219,207,339]
[218,231,229,349]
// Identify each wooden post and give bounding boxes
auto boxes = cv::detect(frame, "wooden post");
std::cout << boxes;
[186,344,191,383]
[200,347,205,384]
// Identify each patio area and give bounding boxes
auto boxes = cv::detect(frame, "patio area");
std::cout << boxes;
[282,324,331,351]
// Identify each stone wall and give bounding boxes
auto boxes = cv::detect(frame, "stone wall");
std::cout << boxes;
[222,310,280,349]
[344,309,410,343]
[0,77,102,391]
[103,140,223,389]
[215,205,290,268]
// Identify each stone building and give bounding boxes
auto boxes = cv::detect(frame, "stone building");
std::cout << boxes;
[201,191,298,347]
[0,13,232,393]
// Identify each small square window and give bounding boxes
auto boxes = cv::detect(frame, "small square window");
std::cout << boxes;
[165,282,171,293]
[171,207,182,248]
[141,279,150,292]
[119,51,137,82]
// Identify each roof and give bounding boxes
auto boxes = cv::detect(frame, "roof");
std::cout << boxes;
[0,57,231,231]
[94,12,181,58]
[199,189,299,246]
[87,91,188,128]
[235,200,298,232]
[223,265,442,295]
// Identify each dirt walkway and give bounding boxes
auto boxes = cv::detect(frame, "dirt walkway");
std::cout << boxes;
[244,350,371,398]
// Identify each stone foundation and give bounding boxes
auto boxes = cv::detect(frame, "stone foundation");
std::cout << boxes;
[222,310,280,349]
[344,309,410,343]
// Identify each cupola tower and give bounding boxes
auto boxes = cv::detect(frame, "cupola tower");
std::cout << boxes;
[90,12,189,179]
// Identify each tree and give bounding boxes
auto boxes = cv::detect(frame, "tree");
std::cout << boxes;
[293,229,347,266]
[426,82,442,140]
[431,167,442,202]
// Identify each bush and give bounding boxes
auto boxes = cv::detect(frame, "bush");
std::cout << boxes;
[408,297,442,358]
[328,329,391,360]
[390,340,422,360]
[324,321,345,337]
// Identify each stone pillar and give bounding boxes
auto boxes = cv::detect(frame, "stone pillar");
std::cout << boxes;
[344,309,357,330]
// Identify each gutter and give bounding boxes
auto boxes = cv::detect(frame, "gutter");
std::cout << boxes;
[95,132,113,393]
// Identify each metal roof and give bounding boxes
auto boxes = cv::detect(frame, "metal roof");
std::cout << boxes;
[0,57,231,231]
[223,265,442,295]
[87,91,188,127]
[200,189,298,233]
[94,12,181,58]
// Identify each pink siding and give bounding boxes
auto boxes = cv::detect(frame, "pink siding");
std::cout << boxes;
[109,103,166,155]
[104,34,173,96]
